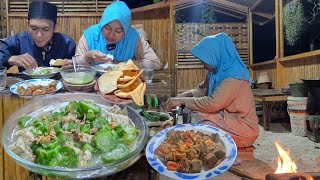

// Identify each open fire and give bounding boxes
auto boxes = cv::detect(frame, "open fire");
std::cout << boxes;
[275,142,297,174]
[265,142,317,180]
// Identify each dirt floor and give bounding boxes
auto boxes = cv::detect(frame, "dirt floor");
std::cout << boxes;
[160,121,320,180]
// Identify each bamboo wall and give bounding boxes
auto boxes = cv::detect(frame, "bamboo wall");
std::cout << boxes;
[0,0,6,38]
[250,50,320,88]
[175,23,248,93]
[8,15,101,43]
[131,5,171,69]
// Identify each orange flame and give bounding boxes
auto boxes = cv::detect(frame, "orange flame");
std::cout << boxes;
[274,142,313,180]
[275,142,297,174]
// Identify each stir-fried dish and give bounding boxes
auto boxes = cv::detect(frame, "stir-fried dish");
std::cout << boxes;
[154,129,226,173]
[16,80,57,96]
[9,101,139,168]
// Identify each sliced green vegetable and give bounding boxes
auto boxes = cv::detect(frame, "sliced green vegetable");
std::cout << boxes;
[92,116,108,129]
[82,143,95,153]
[59,146,78,168]
[79,100,101,114]
[101,144,129,163]
[92,127,118,152]
[86,109,96,121]
[80,124,91,134]
[122,125,139,145]
[17,116,31,127]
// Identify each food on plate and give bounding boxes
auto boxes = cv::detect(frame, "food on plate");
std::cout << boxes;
[154,129,226,173]
[98,70,123,94]
[106,54,114,60]
[16,80,57,96]
[9,102,140,168]
[117,70,143,89]
[31,67,52,75]
[97,60,146,106]
[49,59,64,66]
[114,59,139,71]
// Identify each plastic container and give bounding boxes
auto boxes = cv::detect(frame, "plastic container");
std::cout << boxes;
[288,82,308,97]
[287,96,308,136]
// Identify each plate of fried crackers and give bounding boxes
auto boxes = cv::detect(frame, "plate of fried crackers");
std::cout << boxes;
[10,79,63,98]
[96,60,146,106]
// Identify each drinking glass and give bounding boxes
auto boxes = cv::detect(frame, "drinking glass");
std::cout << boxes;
[0,66,7,91]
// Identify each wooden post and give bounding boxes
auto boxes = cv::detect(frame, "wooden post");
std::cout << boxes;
[170,0,177,96]
[247,8,253,77]
[275,0,284,88]
[275,0,280,59]
[248,9,253,65]
[279,0,284,58]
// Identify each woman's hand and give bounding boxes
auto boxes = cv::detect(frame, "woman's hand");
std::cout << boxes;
[163,98,184,112]
[8,53,38,69]
[85,50,113,63]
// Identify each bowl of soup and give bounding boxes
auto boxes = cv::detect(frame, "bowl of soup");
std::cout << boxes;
[60,65,97,85]
[2,93,148,179]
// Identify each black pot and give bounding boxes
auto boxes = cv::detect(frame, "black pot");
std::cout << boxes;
[302,79,320,114]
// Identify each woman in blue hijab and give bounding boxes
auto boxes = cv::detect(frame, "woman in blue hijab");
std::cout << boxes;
[74,1,161,70]
[163,33,259,157]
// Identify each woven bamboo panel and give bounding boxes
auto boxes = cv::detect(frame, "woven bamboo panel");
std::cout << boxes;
[176,68,207,93]
[8,16,101,43]
[280,55,320,87]
[0,0,6,38]
[175,23,248,65]
[132,7,171,70]
[251,51,320,89]
[8,0,113,13]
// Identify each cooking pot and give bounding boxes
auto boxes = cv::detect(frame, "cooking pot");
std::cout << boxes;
[301,79,320,114]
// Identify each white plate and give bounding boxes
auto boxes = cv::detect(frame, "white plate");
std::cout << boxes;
[23,67,61,79]
[93,64,116,74]
[146,123,237,180]
[9,79,63,98]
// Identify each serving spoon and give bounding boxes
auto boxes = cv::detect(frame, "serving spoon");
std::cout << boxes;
[72,57,77,72]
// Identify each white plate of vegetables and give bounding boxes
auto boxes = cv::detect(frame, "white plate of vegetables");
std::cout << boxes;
[23,67,61,79]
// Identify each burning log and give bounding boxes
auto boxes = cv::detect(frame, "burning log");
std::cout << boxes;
[266,172,320,180]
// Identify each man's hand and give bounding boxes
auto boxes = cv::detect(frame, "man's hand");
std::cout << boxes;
[8,53,38,69]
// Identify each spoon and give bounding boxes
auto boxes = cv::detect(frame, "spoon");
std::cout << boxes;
[72,57,77,72]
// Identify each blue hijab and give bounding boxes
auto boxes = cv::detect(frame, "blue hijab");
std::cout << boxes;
[83,1,139,64]
[190,33,250,96]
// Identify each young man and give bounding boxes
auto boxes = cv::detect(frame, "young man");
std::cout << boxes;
[0,1,76,71]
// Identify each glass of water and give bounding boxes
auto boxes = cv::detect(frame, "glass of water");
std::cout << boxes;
[140,61,154,84]
[0,66,7,91]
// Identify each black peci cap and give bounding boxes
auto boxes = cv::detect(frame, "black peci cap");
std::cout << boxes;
[28,1,58,24]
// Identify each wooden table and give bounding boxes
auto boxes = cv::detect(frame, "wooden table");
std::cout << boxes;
[252,89,290,131]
